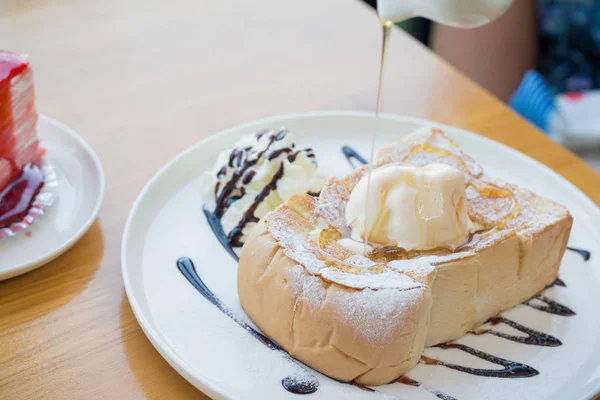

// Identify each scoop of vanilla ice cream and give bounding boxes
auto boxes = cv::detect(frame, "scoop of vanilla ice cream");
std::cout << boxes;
[345,163,472,251]
[203,129,325,243]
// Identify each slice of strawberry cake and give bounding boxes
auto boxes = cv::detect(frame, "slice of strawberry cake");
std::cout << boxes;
[0,51,43,193]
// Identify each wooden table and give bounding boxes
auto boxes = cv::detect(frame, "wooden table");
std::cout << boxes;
[1,0,599,399]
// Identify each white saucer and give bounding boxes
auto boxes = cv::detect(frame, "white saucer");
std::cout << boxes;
[0,115,105,280]
[122,112,600,400]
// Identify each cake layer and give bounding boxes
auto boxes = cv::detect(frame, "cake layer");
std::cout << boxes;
[0,51,41,193]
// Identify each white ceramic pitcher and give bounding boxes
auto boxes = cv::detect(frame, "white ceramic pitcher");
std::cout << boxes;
[377,0,515,27]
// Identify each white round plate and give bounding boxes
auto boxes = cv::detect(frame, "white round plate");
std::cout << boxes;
[0,115,105,280]
[122,112,600,400]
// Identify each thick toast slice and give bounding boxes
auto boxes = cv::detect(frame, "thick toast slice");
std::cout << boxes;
[320,126,572,344]
[238,126,572,384]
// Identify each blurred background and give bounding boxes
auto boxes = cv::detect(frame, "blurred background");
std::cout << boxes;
[365,0,600,170]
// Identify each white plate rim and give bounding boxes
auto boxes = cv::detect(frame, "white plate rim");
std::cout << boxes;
[121,111,600,400]
[1,115,106,279]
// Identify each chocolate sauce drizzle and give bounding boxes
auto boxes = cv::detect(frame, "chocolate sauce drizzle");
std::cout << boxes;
[550,277,566,288]
[347,381,376,392]
[177,257,278,348]
[203,207,239,261]
[177,257,319,395]
[473,316,562,347]
[213,129,285,220]
[228,162,285,247]
[523,294,576,316]
[207,129,318,250]
[242,170,256,185]
[397,376,457,400]
[423,343,539,378]
[281,376,319,395]
[341,145,368,168]
[567,247,591,261]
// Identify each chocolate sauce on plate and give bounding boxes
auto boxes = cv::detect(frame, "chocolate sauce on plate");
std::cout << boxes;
[567,247,591,261]
[203,207,239,262]
[341,145,368,168]
[523,294,576,316]
[177,257,319,395]
[549,277,566,288]
[424,343,539,378]
[397,376,457,400]
[0,163,44,229]
[281,376,319,395]
[473,316,562,347]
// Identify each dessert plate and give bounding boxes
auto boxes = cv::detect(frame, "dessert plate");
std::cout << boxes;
[0,115,105,280]
[122,112,600,400]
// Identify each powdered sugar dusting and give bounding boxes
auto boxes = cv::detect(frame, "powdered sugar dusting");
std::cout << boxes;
[505,187,566,233]
[329,287,424,346]
[287,264,327,308]
[317,177,352,231]
[389,258,436,279]
[267,214,327,275]
[343,255,376,268]
[321,267,424,290]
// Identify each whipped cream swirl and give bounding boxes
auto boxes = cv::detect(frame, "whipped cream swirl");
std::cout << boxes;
[203,129,325,246]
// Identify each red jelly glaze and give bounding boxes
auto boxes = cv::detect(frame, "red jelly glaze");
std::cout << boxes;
[0,51,27,81]
[0,163,44,229]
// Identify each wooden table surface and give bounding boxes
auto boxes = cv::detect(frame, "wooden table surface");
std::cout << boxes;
[1,0,599,399]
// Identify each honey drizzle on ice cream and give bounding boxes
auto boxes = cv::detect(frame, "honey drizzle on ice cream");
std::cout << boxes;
[343,146,592,262]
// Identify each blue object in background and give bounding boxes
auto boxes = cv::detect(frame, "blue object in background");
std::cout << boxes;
[510,70,558,133]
